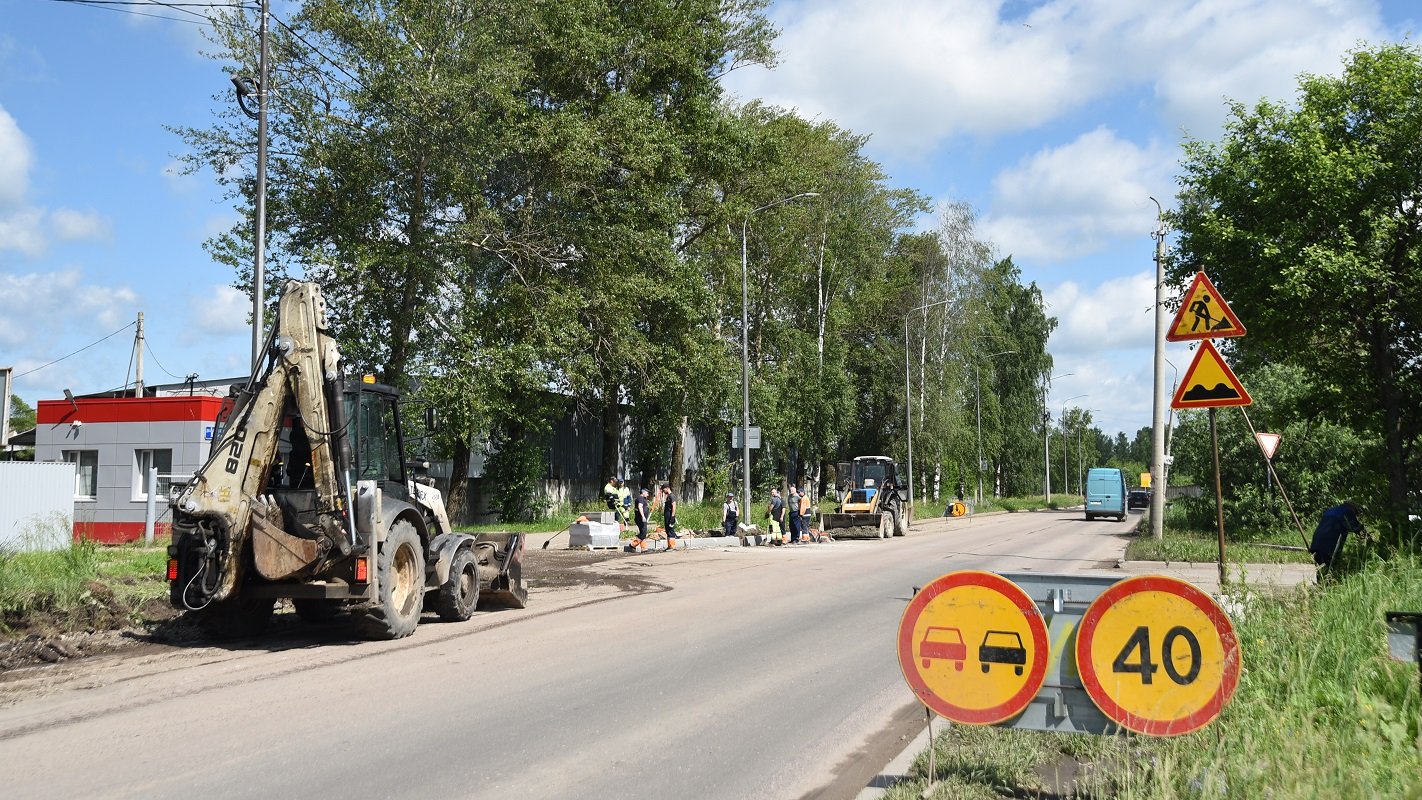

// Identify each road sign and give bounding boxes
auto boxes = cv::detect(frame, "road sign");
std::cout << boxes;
[1255,432,1281,460]
[898,571,1049,725]
[1167,271,1246,341]
[1172,340,1252,409]
[1075,575,1240,736]
[731,426,761,449]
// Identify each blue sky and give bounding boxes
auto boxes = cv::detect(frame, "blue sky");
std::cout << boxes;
[2,0,1418,439]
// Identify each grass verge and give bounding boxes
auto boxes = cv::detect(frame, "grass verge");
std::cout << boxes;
[1127,504,1312,563]
[0,541,170,637]
[887,555,1422,799]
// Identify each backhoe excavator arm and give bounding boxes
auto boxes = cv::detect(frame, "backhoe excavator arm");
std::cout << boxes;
[170,281,351,608]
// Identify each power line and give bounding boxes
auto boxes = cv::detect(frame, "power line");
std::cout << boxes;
[144,342,187,380]
[43,0,247,26]
[15,322,137,379]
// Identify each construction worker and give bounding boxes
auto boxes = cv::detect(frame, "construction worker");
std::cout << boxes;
[767,487,785,544]
[632,487,651,548]
[721,492,739,538]
[617,479,633,530]
[787,485,802,544]
[797,486,813,543]
[1309,501,1365,573]
[661,484,679,549]
[603,477,620,512]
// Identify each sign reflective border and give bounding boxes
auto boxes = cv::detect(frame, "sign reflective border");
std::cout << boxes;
[1075,575,1240,736]
[898,571,1049,725]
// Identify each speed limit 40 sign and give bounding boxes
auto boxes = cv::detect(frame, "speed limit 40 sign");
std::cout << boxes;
[1075,575,1241,736]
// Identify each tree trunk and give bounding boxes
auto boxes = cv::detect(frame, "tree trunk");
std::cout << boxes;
[445,437,472,525]
[600,384,620,486]
[669,416,687,498]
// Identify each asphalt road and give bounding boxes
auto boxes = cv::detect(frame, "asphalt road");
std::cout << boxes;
[0,508,1135,799]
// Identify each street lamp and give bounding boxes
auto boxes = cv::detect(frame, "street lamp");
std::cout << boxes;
[1060,394,1087,494]
[1043,372,1073,502]
[974,350,1016,506]
[905,298,951,518]
[741,191,819,522]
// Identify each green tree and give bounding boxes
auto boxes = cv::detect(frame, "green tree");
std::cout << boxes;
[1171,43,1422,535]
[1170,363,1378,541]
[4,395,35,461]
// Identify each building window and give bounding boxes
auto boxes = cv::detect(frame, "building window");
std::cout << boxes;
[134,449,174,502]
[64,450,98,500]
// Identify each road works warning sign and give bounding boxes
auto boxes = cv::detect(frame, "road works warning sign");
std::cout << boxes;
[1167,271,1246,341]
[1172,340,1252,409]
[897,571,1049,725]
[1075,575,1241,736]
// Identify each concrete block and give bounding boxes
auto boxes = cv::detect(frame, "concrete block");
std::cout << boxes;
[569,521,621,549]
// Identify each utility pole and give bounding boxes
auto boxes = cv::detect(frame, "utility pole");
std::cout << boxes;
[134,312,145,398]
[253,0,270,374]
[232,0,272,373]
[1149,198,1168,540]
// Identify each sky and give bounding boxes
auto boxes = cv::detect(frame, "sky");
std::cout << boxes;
[2,0,1419,441]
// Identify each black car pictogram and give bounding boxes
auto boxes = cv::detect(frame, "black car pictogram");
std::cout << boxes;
[979,630,1027,676]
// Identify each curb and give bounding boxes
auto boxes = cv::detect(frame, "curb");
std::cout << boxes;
[854,718,934,800]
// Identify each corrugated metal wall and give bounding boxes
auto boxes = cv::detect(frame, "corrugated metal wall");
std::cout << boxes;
[0,462,76,551]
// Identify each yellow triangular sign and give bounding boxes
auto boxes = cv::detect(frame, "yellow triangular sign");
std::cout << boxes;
[1172,340,1252,409]
[1167,272,1246,341]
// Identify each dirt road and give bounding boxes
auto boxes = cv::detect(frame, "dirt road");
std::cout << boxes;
[0,509,1134,799]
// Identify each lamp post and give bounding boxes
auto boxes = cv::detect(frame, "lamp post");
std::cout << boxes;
[905,298,951,518]
[1060,394,1086,494]
[741,191,819,522]
[974,349,1016,506]
[1043,372,1073,502]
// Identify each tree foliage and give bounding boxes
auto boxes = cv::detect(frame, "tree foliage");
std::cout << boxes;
[1170,43,1422,532]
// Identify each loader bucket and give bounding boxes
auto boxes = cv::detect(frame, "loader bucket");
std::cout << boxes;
[474,532,528,609]
[821,512,890,539]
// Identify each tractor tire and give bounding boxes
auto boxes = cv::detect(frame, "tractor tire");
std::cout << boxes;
[197,596,275,639]
[878,513,891,539]
[435,547,479,622]
[893,507,908,537]
[293,598,341,624]
[353,519,425,640]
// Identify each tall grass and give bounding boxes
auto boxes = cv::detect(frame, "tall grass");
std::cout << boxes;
[0,539,100,623]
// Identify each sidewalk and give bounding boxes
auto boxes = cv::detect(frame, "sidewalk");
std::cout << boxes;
[1107,559,1317,594]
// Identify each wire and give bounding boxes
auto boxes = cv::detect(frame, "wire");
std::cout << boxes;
[15,321,136,378]
[144,342,187,381]
[43,0,233,26]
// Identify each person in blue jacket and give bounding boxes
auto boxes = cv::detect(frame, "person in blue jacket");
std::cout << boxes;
[1309,501,1365,570]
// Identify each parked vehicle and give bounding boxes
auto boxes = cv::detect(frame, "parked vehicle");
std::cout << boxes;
[1085,467,1127,521]
[1127,488,1151,510]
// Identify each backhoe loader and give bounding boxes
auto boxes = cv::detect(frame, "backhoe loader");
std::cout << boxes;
[167,280,526,639]
[822,456,908,538]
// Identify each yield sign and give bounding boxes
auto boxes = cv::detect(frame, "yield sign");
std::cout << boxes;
[1255,432,1281,460]
[1172,341,1252,409]
[1167,272,1246,342]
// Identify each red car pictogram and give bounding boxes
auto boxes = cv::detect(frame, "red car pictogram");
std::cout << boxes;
[918,626,967,671]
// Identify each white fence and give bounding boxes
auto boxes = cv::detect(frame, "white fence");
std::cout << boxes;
[0,462,75,551]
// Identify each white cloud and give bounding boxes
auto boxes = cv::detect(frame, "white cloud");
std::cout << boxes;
[725,0,1387,157]
[0,269,139,350]
[1044,270,1156,355]
[0,104,112,253]
[980,128,1174,262]
[49,208,111,242]
[186,283,251,338]
[0,105,31,209]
